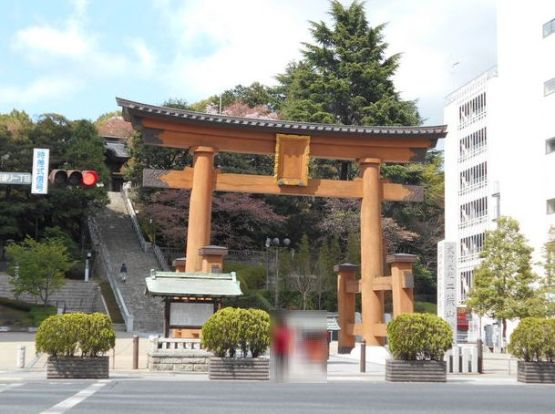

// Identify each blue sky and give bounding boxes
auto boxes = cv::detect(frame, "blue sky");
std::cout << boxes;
[0,0,497,125]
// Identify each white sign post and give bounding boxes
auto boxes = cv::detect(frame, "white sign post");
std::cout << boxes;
[437,240,457,343]
[31,148,50,195]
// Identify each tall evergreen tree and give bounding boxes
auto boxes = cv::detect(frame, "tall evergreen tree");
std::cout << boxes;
[276,0,420,180]
[277,0,420,127]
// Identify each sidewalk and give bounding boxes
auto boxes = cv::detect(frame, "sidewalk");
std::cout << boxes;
[0,333,519,384]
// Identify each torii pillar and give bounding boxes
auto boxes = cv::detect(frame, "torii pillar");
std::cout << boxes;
[185,146,216,272]
[359,158,384,345]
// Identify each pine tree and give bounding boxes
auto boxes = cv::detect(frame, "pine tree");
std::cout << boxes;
[466,217,542,344]
[276,0,420,178]
[277,0,420,127]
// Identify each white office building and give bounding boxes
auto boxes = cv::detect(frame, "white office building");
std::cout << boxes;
[441,2,555,343]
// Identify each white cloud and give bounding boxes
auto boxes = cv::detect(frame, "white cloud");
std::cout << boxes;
[0,76,83,106]
[151,0,496,123]
[14,22,89,59]
[128,38,157,77]
[8,0,158,103]
[155,0,327,99]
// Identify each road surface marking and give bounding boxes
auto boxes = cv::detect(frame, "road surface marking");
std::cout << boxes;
[0,383,24,392]
[40,380,111,414]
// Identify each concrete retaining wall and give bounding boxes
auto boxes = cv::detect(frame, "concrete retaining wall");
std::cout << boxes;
[209,357,270,381]
[386,359,447,382]
[149,350,211,372]
[47,356,109,379]
[517,361,555,383]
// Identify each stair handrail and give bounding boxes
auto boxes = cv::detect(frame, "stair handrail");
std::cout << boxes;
[120,182,150,253]
[87,216,134,332]
[153,243,171,271]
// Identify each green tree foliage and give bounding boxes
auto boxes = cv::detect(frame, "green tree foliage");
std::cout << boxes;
[0,112,108,248]
[6,237,71,307]
[466,217,543,342]
[387,313,453,361]
[285,235,318,310]
[541,226,555,316]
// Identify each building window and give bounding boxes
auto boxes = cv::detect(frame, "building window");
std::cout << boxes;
[546,137,555,154]
[459,127,487,161]
[548,199,555,214]
[545,78,555,96]
[544,18,555,38]
[460,270,474,302]
[459,161,487,195]
[459,197,488,228]
[459,233,485,262]
[458,92,486,130]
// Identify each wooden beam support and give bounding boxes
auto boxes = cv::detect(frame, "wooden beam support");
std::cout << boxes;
[373,323,388,337]
[372,276,392,291]
[143,168,423,202]
[346,280,360,294]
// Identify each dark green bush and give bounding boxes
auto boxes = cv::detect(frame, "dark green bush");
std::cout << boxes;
[202,307,270,358]
[387,313,453,361]
[35,313,115,357]
[508,317,555,362]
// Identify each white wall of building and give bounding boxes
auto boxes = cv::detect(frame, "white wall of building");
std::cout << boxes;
[442,1,555,343]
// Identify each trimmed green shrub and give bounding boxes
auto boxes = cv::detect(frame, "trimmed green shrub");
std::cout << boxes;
[202,308,240,357]
[202,307,271,358]
[79,313,116,357]
[387,313,453,361]
[508,317,555,362]
[247,309,271,358]
[35,313,115,357]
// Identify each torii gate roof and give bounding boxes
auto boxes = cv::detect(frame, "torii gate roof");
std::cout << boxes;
[117,97,447,163]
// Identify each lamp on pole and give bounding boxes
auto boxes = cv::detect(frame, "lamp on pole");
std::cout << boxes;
[265,237,290,309]
[84,251,92,282]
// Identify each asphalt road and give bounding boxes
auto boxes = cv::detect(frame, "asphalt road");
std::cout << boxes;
[1,380,555,414]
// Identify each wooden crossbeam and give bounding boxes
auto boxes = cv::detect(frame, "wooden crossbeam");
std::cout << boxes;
[372,276,393,291]
[143,168,424,202]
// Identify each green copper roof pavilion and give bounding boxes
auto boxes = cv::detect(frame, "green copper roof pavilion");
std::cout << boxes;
[145,270,242,298]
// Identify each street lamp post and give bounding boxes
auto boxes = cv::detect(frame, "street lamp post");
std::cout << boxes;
[84,251,92,282]
[265,237,290,309]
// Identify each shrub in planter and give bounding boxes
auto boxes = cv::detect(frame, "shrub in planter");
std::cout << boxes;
[508,317,555,362]
[386,313,453,382]
[202,307,241,357]
[508,317,555,383]
[36,313,115,379]
[202,307,271,380]
[387,313,453,361]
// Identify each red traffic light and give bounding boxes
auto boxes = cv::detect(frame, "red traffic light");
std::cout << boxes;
[48,169,99,188]
[82,170,99,187]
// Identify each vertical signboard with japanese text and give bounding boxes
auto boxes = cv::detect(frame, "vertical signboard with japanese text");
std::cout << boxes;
[31,148,49,195]
[437,240,457,342]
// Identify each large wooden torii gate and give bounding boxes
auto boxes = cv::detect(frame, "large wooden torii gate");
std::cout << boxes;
[118,98,447,345]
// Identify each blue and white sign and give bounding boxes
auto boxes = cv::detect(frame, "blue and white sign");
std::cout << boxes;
[31,148,50,195]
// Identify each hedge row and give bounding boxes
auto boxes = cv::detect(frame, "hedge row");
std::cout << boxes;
[35,313,115,357]
[509,317,555,362]
[387,313,453,361]
[201,307,270,358]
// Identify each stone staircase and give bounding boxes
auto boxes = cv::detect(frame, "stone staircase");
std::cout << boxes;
[0,272,104,314]
[93,192,164,333]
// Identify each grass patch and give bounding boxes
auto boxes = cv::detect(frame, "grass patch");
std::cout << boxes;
[98,280,124,324]
[0,300,56,327]
[414,301,437,314]
[29,305,57,326]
